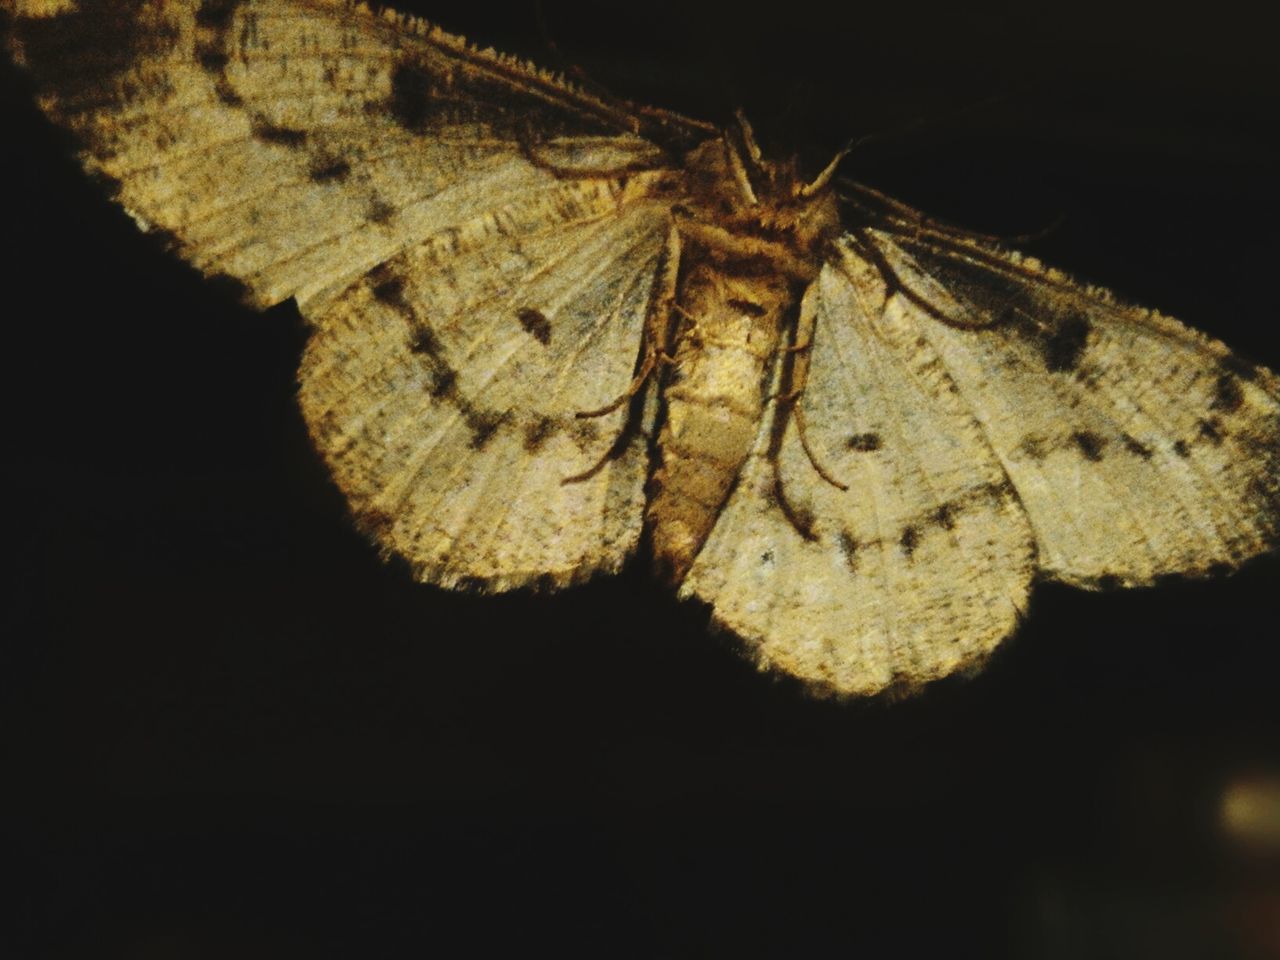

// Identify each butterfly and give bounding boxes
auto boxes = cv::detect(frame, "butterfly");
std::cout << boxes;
[5,0,1277,696]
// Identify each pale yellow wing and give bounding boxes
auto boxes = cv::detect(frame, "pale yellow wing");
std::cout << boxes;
[3,0,699,588]
[2,0,696,312]
[682,246,1037,697]
[300,200,673,589]
[869,228,1280,588]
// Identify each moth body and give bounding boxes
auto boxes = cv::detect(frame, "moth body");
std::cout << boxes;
[647,257,790,582]
[646,135,842,582]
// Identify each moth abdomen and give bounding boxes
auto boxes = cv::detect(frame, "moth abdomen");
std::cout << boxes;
[647,259,793,583]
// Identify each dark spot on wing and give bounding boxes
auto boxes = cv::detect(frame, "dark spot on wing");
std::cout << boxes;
[837,531,859,573]
[1197,418,1224,445]
[308,156,351,183]
[388,64,433,131]
[197,50,230,71]
[846,432,881,452]
[1173,439,1190,458]
[426,366,457,398]
[523,416,557,452]
[372,274,407,305]
[1042,312,1091,373]
[1019,435,1048,461]
[1221,354,1258,382]
[727,298,766,317]
[251,120,308,147]
[213,79,243,107]
[1121,433,1153,459]
[930,503,956,530]
[1210,373,1244,413]
[409,329,440,357]
[367,196,396,225]
[466,410,508,450]
[899,526,919,559]
[1071,430,1106,462]
[195,1,239,29]
[572,419,602,450]
[517,307,552,345]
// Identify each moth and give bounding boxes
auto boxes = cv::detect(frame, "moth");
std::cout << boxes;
[5,0,1277,696]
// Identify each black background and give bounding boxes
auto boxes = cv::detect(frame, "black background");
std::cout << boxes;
[3,1,1278,956]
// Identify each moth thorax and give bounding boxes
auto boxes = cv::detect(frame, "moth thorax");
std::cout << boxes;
[647,260,794,584]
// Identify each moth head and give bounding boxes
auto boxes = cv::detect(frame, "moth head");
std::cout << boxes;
[682,114,844,245]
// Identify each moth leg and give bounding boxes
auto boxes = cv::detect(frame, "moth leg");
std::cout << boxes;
[771,298,848,492]
[840,178,1062,246]
[561,228,682,486]
[848,227,1001,332]
[574,347,660,419]
[576,226,682,420]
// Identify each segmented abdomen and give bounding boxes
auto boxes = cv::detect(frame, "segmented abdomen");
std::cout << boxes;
[647,259,791,583]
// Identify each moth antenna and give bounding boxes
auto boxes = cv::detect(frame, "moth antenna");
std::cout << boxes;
[799,141,852,198]
[724,133,759,207]
[733,108,764,165]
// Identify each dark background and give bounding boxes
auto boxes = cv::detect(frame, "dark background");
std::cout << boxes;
[3,1,1278,956]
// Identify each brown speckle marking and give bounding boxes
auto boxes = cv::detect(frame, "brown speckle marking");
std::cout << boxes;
[372,274,407,306]
[213,79,243,107]
[1173,439,1191,458]
[846,432,882,452]
[466,410,508,450]
[197,50,230,72]
[1121,433,1153,459]
[523,415,557,452]
[1221,354,1259,382]
[388,63,433,131]
[309,156,351,183]
[1210,373,1244,413]
[930,503,956,530]
[353,506,395,538]
[409,329,440,356]
[1042,312,1091,373]
[195,1,239,28]
[251,120,307,147]
[837,530,859,573]
[1019,434,1048,461]
[426,365,457,398]
[899,525,919,559]
[571,419,601,451]
[1197,417,1224,445]
[367,196,396,225]
[517,307,552,345]
[1071,430,1106,462]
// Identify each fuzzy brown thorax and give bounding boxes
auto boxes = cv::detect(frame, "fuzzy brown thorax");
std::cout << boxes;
[647,130,843,583]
